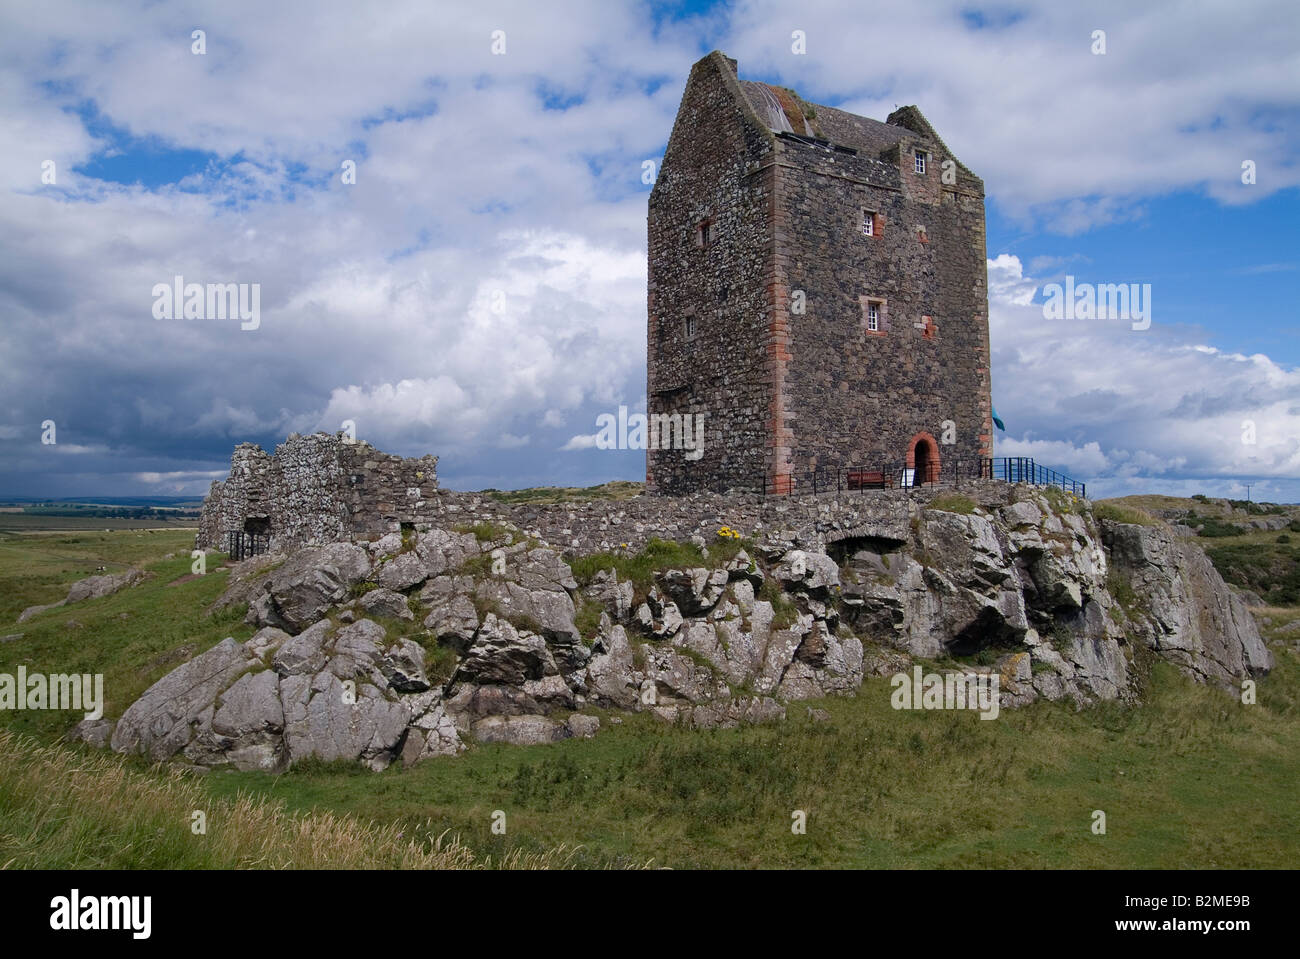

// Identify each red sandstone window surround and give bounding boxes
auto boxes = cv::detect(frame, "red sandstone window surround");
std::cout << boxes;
[695,218,713,249]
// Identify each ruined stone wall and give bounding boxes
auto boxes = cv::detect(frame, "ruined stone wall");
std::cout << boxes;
[429,481,1025,556]
[647,52,777,494]
[196,433,438,550]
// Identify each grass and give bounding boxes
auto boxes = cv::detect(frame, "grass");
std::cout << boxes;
[1206,542,1300,607]
[475,481,643,506]
[0,729,581,869]
[454,521,517,545]
[191,653,1300,869]
[927,494,977,515]
[574,595,605,642]
[568,537,706,599]
[3,520,1299,869]
[758,577,801,629]
[0,528,249,741]
[1040,486,1080,515]
[1092,501,1159,526]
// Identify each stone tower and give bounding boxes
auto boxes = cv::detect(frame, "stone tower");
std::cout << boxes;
[647,51,991,494]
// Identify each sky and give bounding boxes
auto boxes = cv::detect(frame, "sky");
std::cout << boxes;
[0,0,1297,502]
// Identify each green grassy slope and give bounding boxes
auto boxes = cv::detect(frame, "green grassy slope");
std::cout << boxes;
[1,521,1297,869]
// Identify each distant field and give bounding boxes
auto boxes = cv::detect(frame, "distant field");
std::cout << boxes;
[0,514,198,532]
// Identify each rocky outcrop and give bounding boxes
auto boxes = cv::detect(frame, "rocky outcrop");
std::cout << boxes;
[110,619,459,772]
[17,568,147,623]
[1103,522,1273,686]
[107,485,1273,771]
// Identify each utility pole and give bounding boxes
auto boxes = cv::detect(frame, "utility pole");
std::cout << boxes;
[1245,483,1252,503]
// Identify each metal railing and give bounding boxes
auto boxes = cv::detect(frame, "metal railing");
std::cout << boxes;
[979,457,1086,497]
[226,530,272,560]
[754,457,1085,498]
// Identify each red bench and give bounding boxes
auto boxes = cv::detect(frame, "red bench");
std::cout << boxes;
[846,469,893,490]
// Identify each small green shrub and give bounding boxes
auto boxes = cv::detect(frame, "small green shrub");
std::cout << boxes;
[568,538,707,600]
[758,578,800,629]
[1041,486,1079,515]
[454,521,515,545]
[574,596,604,644]
[1196,519,1243,538]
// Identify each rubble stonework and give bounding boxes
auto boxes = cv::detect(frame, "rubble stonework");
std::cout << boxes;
[196,432,438,551]
[646,51,992,494]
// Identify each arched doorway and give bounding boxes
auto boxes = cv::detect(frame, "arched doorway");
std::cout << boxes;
[907,432,941,485]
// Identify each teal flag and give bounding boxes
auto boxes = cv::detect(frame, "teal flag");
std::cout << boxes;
[992,406,1006,431]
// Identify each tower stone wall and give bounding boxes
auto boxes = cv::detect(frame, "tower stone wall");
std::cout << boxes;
[647,51,992,494]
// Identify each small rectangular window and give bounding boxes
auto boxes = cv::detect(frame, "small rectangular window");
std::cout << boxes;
[914,150,927,175]
[685,315,696,338]
[867,303,879,331]
[862,211,875,236]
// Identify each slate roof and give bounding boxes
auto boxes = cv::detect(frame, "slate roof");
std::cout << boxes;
[738,79,908,154]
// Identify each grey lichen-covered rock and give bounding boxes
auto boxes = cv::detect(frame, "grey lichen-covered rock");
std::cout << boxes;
[375,551,427,592]
[472,714,569,745]
[272,619,332,676]
[422,588,480,651]
[281,672,410,770]
[66,568,147,604]
[359,587,415,621]
[234,542,372,633]
[1104,521,1273,687]
[690,696,785,729]
[108,616,463,772]
[17,600,65,623]
[111,637,260,761]
[20,568,149,622]
[583,568,636,622]
[415,528,481,577]
[380,637,430,692]
[471,544,581,644]
[453,614,556,686]
[566,713,601,738]
[659,567,729,615]
[585,620,641,709]
[69,717,115,748]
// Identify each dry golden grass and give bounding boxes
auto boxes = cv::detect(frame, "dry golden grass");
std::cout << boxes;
[0,729,594,869]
